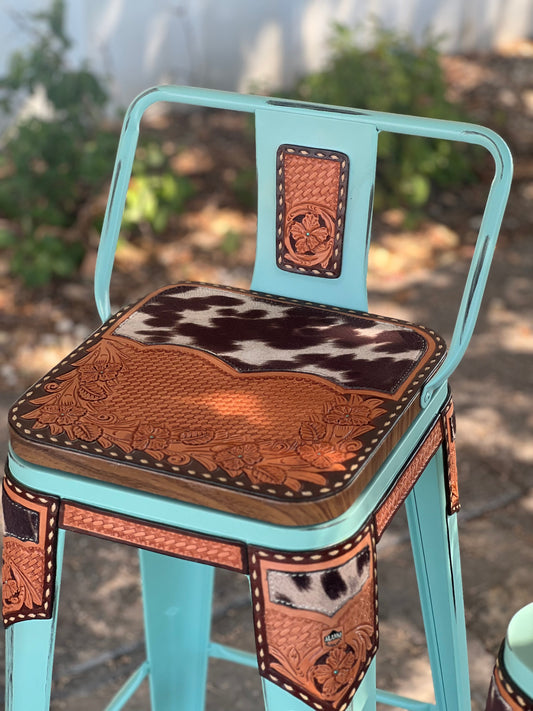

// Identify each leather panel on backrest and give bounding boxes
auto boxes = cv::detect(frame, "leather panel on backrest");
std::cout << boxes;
[253,105,378,311]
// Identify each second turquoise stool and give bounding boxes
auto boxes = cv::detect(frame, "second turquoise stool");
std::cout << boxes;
[486,603,533,711]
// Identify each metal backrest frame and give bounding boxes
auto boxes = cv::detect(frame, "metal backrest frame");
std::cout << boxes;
[94,85,513,409]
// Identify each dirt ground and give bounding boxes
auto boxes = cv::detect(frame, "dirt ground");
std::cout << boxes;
[1,52,533,709]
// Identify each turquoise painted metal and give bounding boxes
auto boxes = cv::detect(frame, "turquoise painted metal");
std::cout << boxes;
[376,690,436,711]
[5,85,513,711]
[139,552,215,710]
[405,455,470,710]
[104,661,149,711]
[5,529,65,710]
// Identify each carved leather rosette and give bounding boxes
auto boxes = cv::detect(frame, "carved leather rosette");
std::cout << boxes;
[249,522,378,711]
[276,145,349,278]
[2,471,59,627]
[485,645,533,711]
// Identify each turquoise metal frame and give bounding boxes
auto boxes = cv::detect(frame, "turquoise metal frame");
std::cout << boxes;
[94,86,512,406]
[5,85,513,711]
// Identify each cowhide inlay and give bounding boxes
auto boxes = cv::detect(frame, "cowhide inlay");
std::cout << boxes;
[267,545,370,617]
[9,283,446,514]
[113,284,428,393]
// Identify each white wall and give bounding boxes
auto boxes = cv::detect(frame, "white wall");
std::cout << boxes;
[1,0,532,110]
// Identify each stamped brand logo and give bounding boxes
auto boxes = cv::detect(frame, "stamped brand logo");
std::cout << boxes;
[324,629,343,647]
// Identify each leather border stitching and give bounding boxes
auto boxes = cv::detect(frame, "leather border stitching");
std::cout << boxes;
[59,501,247,573]
[488,643,533,710]
[276,145,349,279]
[248,521,378,711]
[2,471,59,627]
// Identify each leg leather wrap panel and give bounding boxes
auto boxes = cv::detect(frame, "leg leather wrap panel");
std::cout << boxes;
[375,390,458,540]
[374,415,443,540]
[443,398,460,514]
[2,471,60,627]
[249,521,378,711]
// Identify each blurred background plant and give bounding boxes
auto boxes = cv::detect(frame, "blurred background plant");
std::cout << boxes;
[0,8,487,288]
[284,23,481,213]
[0,0,113,286]
[122,140,195,237]
[0,0,194,287]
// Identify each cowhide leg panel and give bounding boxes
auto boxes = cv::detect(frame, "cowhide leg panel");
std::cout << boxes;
[249,522,378,711]
[486,645,533,711]
[2,471,60,627]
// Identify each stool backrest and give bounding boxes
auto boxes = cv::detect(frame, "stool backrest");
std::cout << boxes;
[94,86,512,406]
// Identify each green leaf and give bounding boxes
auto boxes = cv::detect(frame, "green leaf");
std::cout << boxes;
[0,0,111,287]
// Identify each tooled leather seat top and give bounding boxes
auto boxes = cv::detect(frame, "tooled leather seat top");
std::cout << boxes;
[9,283,446,524]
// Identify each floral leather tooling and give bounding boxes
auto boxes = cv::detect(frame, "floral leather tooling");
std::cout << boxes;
[9,283,445,523]
[276,145,349,278]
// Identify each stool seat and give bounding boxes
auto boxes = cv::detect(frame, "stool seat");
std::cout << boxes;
[8,282,446,526]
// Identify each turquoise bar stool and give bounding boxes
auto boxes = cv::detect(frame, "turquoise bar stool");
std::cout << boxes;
[485,603,533,710]
[3,86,512,711]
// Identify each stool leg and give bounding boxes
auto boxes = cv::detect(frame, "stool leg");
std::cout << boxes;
[405,448,470,711]
[5,528,66,711]
[262,659,376,710]
[139,550,215,711]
